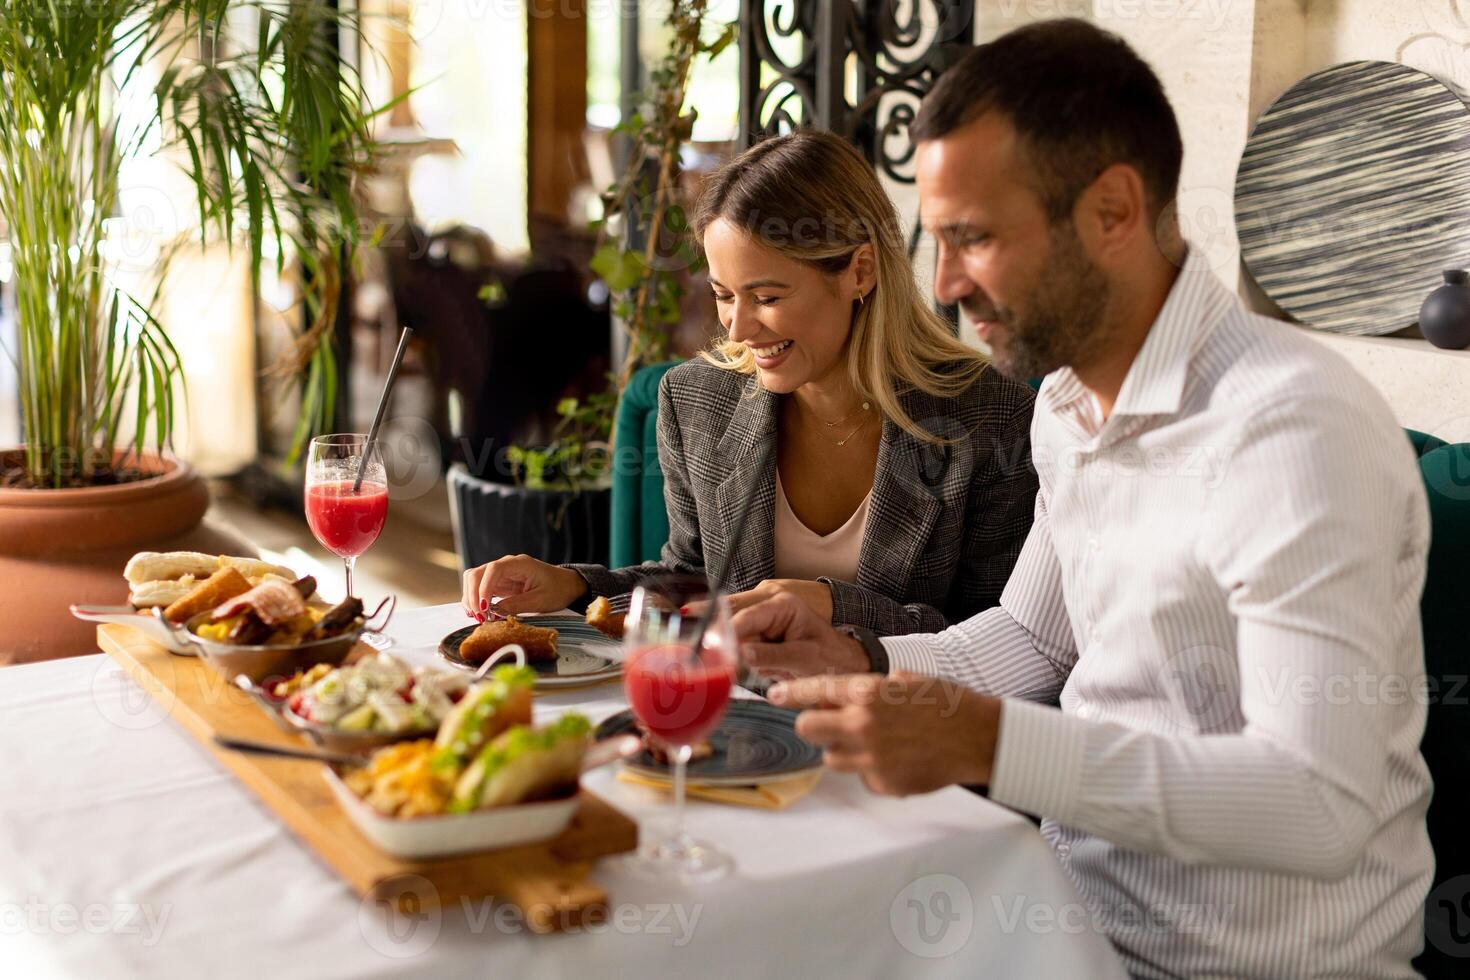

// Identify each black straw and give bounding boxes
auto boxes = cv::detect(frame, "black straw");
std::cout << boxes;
[353,326,414,493]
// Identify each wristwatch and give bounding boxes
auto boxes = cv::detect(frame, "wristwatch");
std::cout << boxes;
[837,624,890,675]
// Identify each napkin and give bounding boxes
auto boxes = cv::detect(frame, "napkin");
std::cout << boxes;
[617,769,822,810]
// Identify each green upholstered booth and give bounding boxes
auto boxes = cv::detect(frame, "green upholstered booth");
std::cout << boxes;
[609,361,679,568]
[1413,435,1470,976]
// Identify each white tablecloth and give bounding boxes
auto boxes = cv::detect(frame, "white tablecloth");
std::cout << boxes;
[0,605,1124,980]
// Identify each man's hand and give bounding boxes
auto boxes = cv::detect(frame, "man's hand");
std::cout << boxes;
[768,672,1002,796]
[732,591,868,680]
[727,578,834,623]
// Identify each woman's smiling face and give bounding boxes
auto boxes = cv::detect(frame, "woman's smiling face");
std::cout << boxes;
[703,217,866,394]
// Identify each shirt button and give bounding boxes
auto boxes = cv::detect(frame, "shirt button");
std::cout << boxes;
[1088,536,1100,552]
[1090,627,1101,644]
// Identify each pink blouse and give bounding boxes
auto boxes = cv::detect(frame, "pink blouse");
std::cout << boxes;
[771,473,871,584]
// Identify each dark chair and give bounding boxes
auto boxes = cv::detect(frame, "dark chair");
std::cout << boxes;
[609,361,679,568]
[1412,437,1470,976]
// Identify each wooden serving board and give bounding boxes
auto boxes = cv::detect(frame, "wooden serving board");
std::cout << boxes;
[97,624,638,933]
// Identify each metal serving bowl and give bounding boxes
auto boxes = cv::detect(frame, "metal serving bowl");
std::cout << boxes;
[172,596,395,685]
[279,692,445,754]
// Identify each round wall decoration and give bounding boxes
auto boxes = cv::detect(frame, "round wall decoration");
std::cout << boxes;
[1234,60,1470,336]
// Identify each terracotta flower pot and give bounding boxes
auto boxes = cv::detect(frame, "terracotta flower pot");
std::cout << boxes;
[0,450,256,666]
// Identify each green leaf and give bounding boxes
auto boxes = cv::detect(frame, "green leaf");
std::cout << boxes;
[590,244,644,292]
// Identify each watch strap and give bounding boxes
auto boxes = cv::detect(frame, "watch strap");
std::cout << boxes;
[837,624,889,675]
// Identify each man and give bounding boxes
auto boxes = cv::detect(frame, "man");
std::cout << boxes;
[735,19,1434,979]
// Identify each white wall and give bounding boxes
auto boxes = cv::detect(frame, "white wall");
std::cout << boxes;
[919,0,1470,441]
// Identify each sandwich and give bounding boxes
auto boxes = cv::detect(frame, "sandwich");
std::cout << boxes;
[448,713,591,812]
[431,665,536,766]
[125,551,296,609]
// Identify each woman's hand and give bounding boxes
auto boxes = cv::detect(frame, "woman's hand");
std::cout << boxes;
[726,578,834,623]
[461,555,588,620]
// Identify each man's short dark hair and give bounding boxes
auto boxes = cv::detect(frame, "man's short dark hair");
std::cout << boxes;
[912,18,1182,223]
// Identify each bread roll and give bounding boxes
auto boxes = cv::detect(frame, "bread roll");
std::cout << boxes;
[129,580,196,609]
[123,551,219,586]
[218,555,297,583]
[124,551,298,610]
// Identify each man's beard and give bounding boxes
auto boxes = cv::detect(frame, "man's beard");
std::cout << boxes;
[960,226,1112,381]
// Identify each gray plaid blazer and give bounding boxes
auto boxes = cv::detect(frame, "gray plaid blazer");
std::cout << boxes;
[567,358,1037,635]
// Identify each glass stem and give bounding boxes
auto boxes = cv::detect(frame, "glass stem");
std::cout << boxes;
[671,743,693,847]
[343,555,356,600]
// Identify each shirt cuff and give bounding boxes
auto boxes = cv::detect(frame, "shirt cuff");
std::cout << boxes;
[988,698,1085,825]
[881,634,941,677]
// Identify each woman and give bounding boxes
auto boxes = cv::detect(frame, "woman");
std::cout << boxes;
[462,130,1037,635]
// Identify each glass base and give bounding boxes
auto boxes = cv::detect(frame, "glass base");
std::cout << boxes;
[360,632,394,651]
[621,832,733,884]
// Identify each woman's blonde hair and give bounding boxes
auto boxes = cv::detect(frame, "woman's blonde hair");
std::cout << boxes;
[694,130,987,442]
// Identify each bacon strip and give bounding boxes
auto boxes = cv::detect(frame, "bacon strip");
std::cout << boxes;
[211,579,307,625]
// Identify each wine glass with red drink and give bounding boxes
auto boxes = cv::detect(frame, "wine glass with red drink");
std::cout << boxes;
[305,434,389,615]
[622,574,738,882]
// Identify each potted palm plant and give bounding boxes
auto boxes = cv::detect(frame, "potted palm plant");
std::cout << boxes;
[0,1,382,662]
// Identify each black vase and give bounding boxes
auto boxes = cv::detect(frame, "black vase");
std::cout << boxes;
[1420,270,1470,350]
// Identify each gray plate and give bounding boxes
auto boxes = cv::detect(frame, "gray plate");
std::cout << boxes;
[596,701,823,787]
[439,615,622,689]
[1234,60,1470,336]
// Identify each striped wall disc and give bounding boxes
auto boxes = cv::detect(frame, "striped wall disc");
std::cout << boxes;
[1233,60,1470,336]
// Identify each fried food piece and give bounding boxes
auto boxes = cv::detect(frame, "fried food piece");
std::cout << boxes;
[645,736,714,765]
[306,597,364,641]
[162,567,253,625]
[585,596,627,640]
[459,616,558,663]
[637,719,714,764]
[211,579,308,626]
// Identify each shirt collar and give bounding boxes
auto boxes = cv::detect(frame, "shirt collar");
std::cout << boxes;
[1038,245,1232,426]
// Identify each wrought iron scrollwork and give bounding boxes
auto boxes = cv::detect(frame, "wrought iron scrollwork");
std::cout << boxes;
[738,0,975,183]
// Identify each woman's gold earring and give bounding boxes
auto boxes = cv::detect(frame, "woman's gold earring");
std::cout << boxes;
[857,293,866,307]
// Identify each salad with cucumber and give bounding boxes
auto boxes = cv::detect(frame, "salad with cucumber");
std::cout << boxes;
[282,654,470,734]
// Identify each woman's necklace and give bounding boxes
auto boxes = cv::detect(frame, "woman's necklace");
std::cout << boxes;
[815,400,871,430]
[831,413,875,447]
[790,396,875,447]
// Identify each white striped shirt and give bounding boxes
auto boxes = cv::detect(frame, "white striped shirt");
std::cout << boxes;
[886,247,1434,979]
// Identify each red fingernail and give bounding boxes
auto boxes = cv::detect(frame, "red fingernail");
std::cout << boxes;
[480,598,488,611]
[679,605,690,614]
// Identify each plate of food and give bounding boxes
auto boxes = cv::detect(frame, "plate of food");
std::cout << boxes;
[169,572,394,685]
[324,664,632,858]
[596,701,824,787]
[71,550,309,654]
[438,612,622,689]
[259,653,473,753]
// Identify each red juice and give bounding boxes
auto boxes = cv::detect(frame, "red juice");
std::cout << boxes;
[625,644,734,747]
[305,481,389,558]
